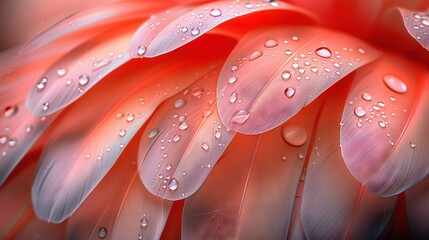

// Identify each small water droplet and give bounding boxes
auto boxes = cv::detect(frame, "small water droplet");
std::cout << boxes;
[421,19,429,26]
[362,93,372,101]
[42,102,49,111]
[181,26,188,33]
[383,75,407,93]
[178,122,189,130]
[126,114,135,122]
[0,135,8,145]
[284,50,292,55]
[210,8,222,17]
[229,92,238,103]
[229,76,238,84]
[4,106,18,118]
[282,125,307,147]
[116,113,124,119]
[291,36,299,41]
[249,50,263,61]
[231,65,238,71]
[281,70,291,80]
[56,67,67,77]
[284,87,296,98]
[138,233,143,240]
[8,137,17,147]
[173,134,181,142]
[98,227,108,239]
[410,141,416,148]
[191,27,200,36]
[25,125,33,133]
[231,109,250,125]
[137,45,147,56]
[140,218,148,227]
[315,47,331,58]
[166,164,172,171]
[298,153,304,159]
[192,87,204,98]
[36,77,48,91]
[119,129,127,137]
[354,106,366,117]
[378,121,386,128]
[215,131,221,139]
[245,3,253,8]
[174,99,186,108]
[264,39,278,48]
[201,142,209,151]
[92,58,112,71]
[78,75,90,86]
[168,178,179,191]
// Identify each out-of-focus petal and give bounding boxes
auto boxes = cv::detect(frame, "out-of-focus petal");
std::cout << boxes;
[130,0,317,57]
[406,176,429,239]
[31,35,235,223]
[182,99,322,239]
[15,218,67,240]
[217,26,378,134]
[398,8,429,51]
[138,67,235,201]
[341,55,429,196]
[302,83,396,239]
[67,138,171,240]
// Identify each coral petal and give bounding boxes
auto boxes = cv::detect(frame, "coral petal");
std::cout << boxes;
[399,8,429,51]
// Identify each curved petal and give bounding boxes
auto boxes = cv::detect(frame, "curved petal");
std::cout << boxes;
[399,8,429,51]
[32,35,235,223]
[217,26,378,134]
[138,67,235,201]
[340,55,429,196]
[130,0,316,57]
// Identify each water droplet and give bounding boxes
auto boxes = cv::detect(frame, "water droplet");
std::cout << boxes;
[362,93,372,101]
[298,153,304,159]
[210,8,222,17]
[137,45,147,56]
[315,47,331,58]
[215,131,221,139]
[25,125,33,133]
[421,19,429,26]
[192,87,204,98]
[378,121,386,128]
[201,142,209,151]
[291,36,299,41]
[264,39,278,48]
[138,233,143,240]
[0,135,8,145]
[98,227,107,239]
[166,164,172,171]
[231,109,250,125]
[8,137,17,147]
[231,65,239,71]
[284,50,292,55]
[383,75,407,93]
[168,178,179,191]
[245,3,253,8]
[42,102,49,111]
[36,77,48,91]
[174,99,186,108]
[140,218,148,227]
[4,106,18,118]
[56,67,67,77]
[178,122,189,130]
[119,129,127,137]
[282,125,307,147]
[191,27,200,36]
[78,74,90,86]
[410,141,416,148]
[173,134,181,142]
[126,114,135,122]
[116,113,124,119]
[181,26,188,33]
[229,92,238,103]
[229,76,238,84]
[284,87,296,98]
[357,48,366,54]
[249,50,263,61]
[92,58,112,71]
[354,106,366,117]
[281,70,291,80]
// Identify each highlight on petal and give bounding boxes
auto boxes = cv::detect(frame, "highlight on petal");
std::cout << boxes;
[399,8,429,51]
[217,26,378,134]
[138,67,234,201]
[301,84,396,239]
[182,99,322,239]
[340,55,429,196]
[31,34,235,223]
[67,139,171,240]
[130,0,316,57]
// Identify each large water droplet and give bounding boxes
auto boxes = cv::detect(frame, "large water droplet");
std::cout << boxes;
[36,77,48,91]
[354,106,366,117]
[166,164,172,171]
[215,131,221,139]
[249,50,263,61]
[231,109,250,125]
[264,39,278,48]
[282,125,307,147]
[383,75,407,93]
[210,8,222,17]
[316,47,332,58]
[174,99,186,108]
[201,142,209,151]
[192,87,204,98]
[378,121,386,128]
[284,87,296,98]
[421,18,429,26]
[140,218,148,227]
[78,74,90,86]
[229,92,238,103]
[168,178,179,191]
[281,70,291,80]
[191,27,200,36]
[98,227,108,239]
[4,106,18,118]
[137,45,147,56]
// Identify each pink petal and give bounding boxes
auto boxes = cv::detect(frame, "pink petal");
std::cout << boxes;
[406,176,429,238]
[340,55,429,196]
[302,84,397,239]
[67,140,171,240]
[138,67,235,201]
[31,35,234,222]
[182,100,322,239]
[25,25,137,117]
[217,26,378,134]
[399,8,429,51]
[130,0,316,57]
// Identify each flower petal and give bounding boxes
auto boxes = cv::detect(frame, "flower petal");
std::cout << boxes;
[31,35,234,223]
[67,139,171,240]
[399,8,429,51]
[138,67,234,201]
[406,176,429,239]
[182,99,322,239]
[217,26,378,134]
[130,0,315,57]
[340,55,429,196]
[302,84,396,239]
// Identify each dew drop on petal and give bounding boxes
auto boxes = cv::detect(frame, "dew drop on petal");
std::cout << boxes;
[383,75,407,93]
[210,8,222,17]
[201,142,209,151]
[215,131,221,139]
[231,109,250,125]
[137,45,147,56]
[178,122,189,130]
[138,234,143,240]
[98,227,108,239]
[421,19,429,26]
[168,178,179,191]
[116,113,124,119]
[174,99,186,108]
[191,27,200,36]
[315,47,331,58]
[78,74,90,86]
[4,106,18,118]
[378,121,386,128]
[56,67,67,77]
[229,76,237,84]
[173,134,181,142]
[354,106,366,117]
[249,50,263,61]
[410,141,416,148]
[42,102,49,111]
[281,71,291,80]
[119,129,127,137]
[264,39,278,48]
[362,93,372,101]
[0,135,8,145]
[229,92,238,103]
[284,87,296,98]
[140,218,148,227]
[126,114,135,122]
[281,124,307,147]
[36,77,48,91]
[8,138,17,147]
[166,164,172,171]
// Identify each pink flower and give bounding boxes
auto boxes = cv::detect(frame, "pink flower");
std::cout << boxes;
[1,0,429,239]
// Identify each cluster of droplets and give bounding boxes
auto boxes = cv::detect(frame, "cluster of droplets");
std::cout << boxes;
[404,11,429,42]
[97,216,150,239]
